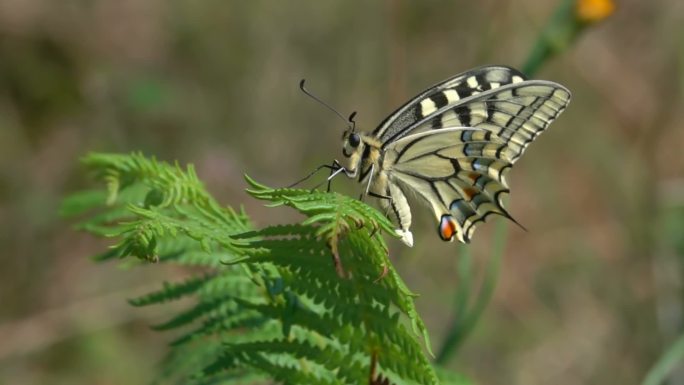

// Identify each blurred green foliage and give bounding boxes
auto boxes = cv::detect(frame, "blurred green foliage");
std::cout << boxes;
[1,1,683,384]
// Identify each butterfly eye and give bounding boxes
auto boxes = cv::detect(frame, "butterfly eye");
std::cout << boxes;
[349,133,360,148]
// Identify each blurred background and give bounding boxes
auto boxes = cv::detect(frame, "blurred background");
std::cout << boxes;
[0,0,683,384]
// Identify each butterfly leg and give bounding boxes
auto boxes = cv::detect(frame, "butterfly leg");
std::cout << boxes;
[288,162,338,188]
[289,159,348,192]
[376,194,394,223]
[368,191,391,200]
[358,163,378,201]
[325,159,346,192]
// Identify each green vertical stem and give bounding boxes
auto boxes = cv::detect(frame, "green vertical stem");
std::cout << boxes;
[522,0,579,76]
[436,0,606,365]
[453,243,473,327]
[522,0,614,77]
[643,332,684,385]
[435,221,507,364]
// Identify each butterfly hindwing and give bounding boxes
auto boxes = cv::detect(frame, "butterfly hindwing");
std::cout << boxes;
[385,128,514,243]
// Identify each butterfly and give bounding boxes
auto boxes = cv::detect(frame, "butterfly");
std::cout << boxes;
[301,65,571,247]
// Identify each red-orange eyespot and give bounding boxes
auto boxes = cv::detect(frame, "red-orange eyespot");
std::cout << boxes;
[438,215,457,241]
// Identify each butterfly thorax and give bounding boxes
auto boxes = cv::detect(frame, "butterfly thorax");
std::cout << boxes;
[341,130,383,181]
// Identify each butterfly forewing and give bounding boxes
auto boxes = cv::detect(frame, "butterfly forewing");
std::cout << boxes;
[409,81,571,163]
[373,65,527,143]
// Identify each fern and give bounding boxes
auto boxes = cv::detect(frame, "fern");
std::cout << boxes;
[64,152,472,385]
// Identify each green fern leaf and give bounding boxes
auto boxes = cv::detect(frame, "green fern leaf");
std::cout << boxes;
[64,152,471,385]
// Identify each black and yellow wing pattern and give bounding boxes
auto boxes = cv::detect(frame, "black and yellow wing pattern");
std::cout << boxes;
[377,65,571,243]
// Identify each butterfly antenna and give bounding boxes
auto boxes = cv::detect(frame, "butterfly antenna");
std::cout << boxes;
[348,111,357,132]
[299,79,352,130]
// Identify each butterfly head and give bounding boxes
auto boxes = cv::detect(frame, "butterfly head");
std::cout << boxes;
[342,130,361,157]
[341,129,364,177]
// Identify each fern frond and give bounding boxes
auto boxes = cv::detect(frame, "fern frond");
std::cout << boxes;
[245,175,400,278]
[129,274,216,306]
[83,152,209,207]
[65,152,469,385]
[245,175,396,240]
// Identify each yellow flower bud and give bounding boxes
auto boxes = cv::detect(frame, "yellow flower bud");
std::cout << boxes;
[576,0,616,23]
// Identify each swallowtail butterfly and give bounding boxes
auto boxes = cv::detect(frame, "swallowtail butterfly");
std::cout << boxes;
[310,65,571,246]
